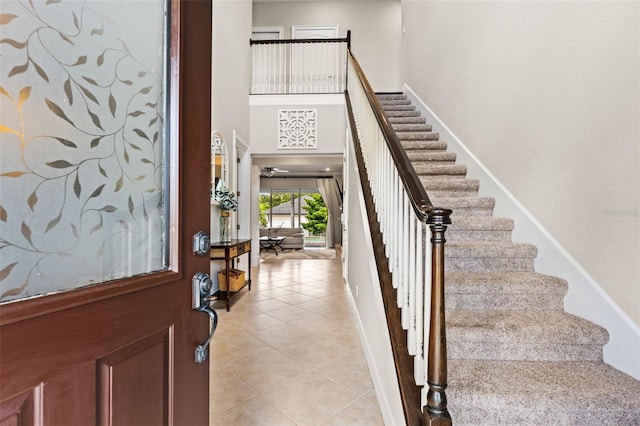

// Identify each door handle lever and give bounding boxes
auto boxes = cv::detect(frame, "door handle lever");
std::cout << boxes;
[192,272,217,363]
[194,304,218,363]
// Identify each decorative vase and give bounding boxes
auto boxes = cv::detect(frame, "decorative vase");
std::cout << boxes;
[219,210,232,242]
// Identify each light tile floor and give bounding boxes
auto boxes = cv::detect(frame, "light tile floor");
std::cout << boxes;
[209,250,384,426]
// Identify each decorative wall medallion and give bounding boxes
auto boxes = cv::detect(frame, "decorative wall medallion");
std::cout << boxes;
[278,109,317,149]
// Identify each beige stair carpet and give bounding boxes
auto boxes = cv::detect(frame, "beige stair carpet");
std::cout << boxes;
[377,93,640,425]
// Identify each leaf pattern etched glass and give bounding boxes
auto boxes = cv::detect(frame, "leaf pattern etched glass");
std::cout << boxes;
[0,1,169,302]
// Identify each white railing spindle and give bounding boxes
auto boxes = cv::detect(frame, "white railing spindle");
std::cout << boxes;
[346,55,452,424]
[251,37,349,94]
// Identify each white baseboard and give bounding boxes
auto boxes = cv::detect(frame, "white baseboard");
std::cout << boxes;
[404,84,640,380]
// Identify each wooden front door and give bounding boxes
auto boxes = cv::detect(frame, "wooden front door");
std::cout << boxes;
[0,1,212,424]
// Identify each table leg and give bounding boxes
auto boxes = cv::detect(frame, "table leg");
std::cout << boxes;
[225,256,231,312]
[248,250,252,290]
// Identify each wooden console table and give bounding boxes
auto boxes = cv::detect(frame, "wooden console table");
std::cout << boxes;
[210,239,252,311]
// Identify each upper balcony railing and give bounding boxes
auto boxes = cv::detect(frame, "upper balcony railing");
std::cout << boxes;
[250,31,350,95]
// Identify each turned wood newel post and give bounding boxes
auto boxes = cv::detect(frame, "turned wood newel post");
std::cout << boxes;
[425,207,453,425]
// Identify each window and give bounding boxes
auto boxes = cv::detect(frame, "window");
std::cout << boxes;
[259,189,328,247]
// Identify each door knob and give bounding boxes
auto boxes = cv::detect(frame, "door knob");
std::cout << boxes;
[194,305,218,363]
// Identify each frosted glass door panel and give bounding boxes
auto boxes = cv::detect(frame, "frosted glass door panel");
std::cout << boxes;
[0,1,169,302]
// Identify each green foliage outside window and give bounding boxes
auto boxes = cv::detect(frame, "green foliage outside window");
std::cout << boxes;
[258,193,295,227]
[258,192,328,236]
[301,193,328,236]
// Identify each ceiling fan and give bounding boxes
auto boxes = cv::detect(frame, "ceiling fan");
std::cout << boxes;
[263,167,289,178]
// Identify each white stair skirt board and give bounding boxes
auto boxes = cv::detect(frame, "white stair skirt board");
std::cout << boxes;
[344,138,405,426]
[403,84,640,380]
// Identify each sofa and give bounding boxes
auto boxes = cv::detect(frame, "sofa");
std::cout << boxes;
[260,227,305,249]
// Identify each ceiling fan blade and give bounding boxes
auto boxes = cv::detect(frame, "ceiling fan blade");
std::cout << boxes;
[265,167,289,173]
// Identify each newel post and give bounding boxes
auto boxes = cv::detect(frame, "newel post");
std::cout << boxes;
[425,207,453,425]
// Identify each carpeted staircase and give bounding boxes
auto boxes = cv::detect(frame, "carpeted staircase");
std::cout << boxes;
[377,93,640,425]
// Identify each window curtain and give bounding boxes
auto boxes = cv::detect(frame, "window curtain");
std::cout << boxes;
[317,178,343,248]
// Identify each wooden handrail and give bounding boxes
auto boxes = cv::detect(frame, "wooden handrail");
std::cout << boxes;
[250,30,351,49]
[347,51,436,222]
[345,91,424,425]
[346,49,452,425]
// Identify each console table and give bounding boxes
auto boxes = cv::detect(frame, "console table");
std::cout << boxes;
[210,239,251,311]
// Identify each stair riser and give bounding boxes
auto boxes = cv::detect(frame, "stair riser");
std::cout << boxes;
[448,341,603,362]
[409,159,457,165]
[449,207,494,217]
[421,179,479,193]
[397,132,440,140]
[376,94,407,101]
[403,141,448,151]
[391,124,433,132]
[379,100,411,106]
[428,189,480,198]
[414,165,467,176]
[430,198,496,217]
[447,258,535,272]
[446,293,564,311]
[446,404,638,426]
[407,153,456,162]
[389,117,427,124]
[447,230,512,242]
[418,175,467,181]
[385,111,421,118]
[382,105,416,111]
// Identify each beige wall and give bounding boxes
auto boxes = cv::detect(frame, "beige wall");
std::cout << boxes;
[211,0,252,277]
[253,1,402,91]
[212,0,252,141]
[250,100,345,155]
[402,1,640,325]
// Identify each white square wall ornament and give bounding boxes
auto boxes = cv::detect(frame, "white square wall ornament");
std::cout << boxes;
[278,109,318,149]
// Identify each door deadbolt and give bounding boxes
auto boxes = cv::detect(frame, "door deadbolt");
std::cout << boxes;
[192,231,210,256]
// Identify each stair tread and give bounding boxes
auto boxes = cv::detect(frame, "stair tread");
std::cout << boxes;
[448,241,537,253]
[446,271,567,311]
[420,178,479,190]
[397,131,439,140]
[413,164,467,176]
[447,271,567,294]
[388,116,427,124]
[402,140,447,150]
[448,359,640,421]
[447,309,608,345]
[449,217,514,230]
[430,196,495,208]
[390,123,433,132]
[385,110,421,117]
[376,93,406,100]
[381,105,416,111]
[406,151,456,162]
[378,99,411,106]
